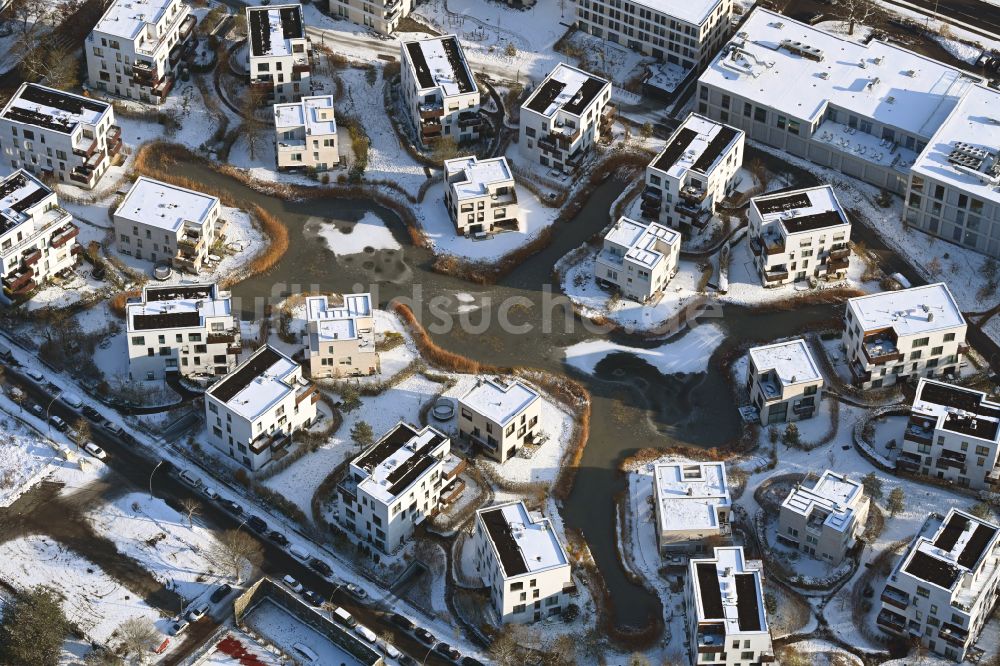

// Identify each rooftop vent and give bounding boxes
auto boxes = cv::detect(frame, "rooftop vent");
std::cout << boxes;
[818,71,830,80]
[780,39,824,62]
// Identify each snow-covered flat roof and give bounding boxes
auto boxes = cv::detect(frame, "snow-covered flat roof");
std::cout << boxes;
[1,83,111,135]
[274,95,337,136]
[246,4,304,58]
[650,113,743,180]
[94,0,176,41]
[631,0,724,26]
[898,509,1000,594]
[699,8,980,138]
[748,338,821,387]
[847,283,965,336]
[0,169,53,234]
[911,85,1000,207]
[354,423,449,505]
[459,377,539,425]
[602,216,680,270]
[116,177,219,233]
[478,501,568,577]
[654,462,731,533]
[127,283,231,332]
[523,63,610,118]
[444,156,513,200]
[207,345,302,422]
[402,35,476,97]
[751,185,849,236]
[690,547,768,636]
[781,470,864,533]
[306,294,373,345]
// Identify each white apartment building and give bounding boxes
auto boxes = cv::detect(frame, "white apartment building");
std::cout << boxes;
[573,0,733,71]
[747,338,823,426]
[747,186,851,287]
[326,0,411,35]
[113,176,222,273]
[653,462,732,554]
[687,546,774,666]
[877,508,1000,661]
[400,35,481,147]
[273,95,339,171]
[0,83,122,189]
[204,344,319,472]
[843,284,967,389]
[337,422,451,553]
[86,0,196,104]
[906,85,1000,259]
[520,63,612,173]
[594,216,680,302]
[304,293,378,379]
[443,156,519,236]
[641,113,743,233]
[696,8,981,197]
[246,4,311,104]
[899,379,1000,491]
[777,470,869,566]
[126,283,240,382]
[458,377,541,464]
[473,501,574,624]
[0,170,80,303]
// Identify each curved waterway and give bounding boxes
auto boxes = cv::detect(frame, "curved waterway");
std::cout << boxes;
[179,159,842,629]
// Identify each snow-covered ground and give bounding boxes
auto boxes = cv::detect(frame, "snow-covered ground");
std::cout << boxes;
[563,322,725,376]
[316,211,403,256]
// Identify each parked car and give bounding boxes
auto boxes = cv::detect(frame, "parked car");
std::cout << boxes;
[288,544,310,562]
[25,369,44,382]
[81,405,102,421]
[44,381,61,395]
[413,627,435,645]
[220,500,242,515]
[168,620,189,636]
[83,442,107,460]
[246,515,267,533]
[332,607,356,628]
[461,658,486,666]
[61,392,82,409]
[282,575,303,593]
[398,656,417,666]
[301,589,323,606]
[309,557,332,577]
[49,415,68,432]
[390,612,415,631]
[269,530,288,546]
[185,603,209,621]
[210,583,232,603]
[30,404,43,418]
[354,625,377,643]
[202,487,219,501]
[345,583,367,601]
[0,343,13,362]
[178,470,201,488]
[384,644,401,659]
[435,643,461,661]
[292,643,318,663]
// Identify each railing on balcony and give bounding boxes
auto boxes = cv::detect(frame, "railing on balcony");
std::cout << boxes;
[153,74,175,99]
[763,236,786,255]
[419,104,444,119]
[50,223,79,249]
[876,608,906,634]
[862,339,903,366]
[825,257,850,272]
[829,246,850,260]
[295,383,319,405]
[939,623,968,647]
[2,267,34,292]
[904,424,933,446]
[897,450,922,471]
[763,269,789,283]
[458,112,481,128]
[421,123,442,139]
[178,14,197,40]
[538,134,559,154]
[21,248,41,267]
[679,184,707,202]
[880,585,910,610]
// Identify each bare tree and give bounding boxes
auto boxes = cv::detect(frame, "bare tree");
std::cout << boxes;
[488,629,522,666]
[542,634,577,666]
[179,497,201,528]
[17,38,79,90]
[838,0,886,35]
[8,0,50,36]
[207,529,262,583]
[240,86,267,161]
[74,417,92,444]
[115,617,158,663]
[749,158,770,192]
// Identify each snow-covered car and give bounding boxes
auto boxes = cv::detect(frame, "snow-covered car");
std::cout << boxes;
[49,415,68,431]
[288,544,310,562]
[25,369,44,382]
[354,625,377,643]
[301,589,323,606]
[282,575,303,593]
[292,643,318,663]
[61,392,83,409]
[185,603,209,621]
[168,620,189,636]
[345,583,367,601]
[83,442,107,460]
[383,644,401,659]
[81,405,102,421]
[202,487,219,501]
[178,470,201,488]
[332,607,356,627]
[30,404,43,418]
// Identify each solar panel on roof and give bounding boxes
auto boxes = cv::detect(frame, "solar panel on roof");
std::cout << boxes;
[934,513,970,552]
[563,77,605,115]
[781,210,846,234]
[132,311,201,331]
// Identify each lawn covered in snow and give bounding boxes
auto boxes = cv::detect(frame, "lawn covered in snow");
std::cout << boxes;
[563,322,725,377]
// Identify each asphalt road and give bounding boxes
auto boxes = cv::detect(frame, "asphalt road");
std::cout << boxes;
[0,361,461,666]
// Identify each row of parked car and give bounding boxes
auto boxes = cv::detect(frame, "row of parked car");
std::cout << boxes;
[388,612,484,666]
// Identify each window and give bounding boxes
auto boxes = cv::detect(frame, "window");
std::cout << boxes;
[944,333,956,342]
[754,107,766,123]
[912,337,929,348]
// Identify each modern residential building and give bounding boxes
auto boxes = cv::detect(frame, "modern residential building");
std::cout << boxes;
[777,470,869,566]
[113,176,223,272]
[473,501,574,624]
[898,378,1000,490]
[653,462,732,554]
[686,546,774,665]
[325,0,412,36]
[125,283,240,382]
[641,113,743,234]
[519,63,612,173]
[747,338,823,425]
[458,377,541,464]
[877,508,1000,661]
[747,186,852,287]
[0,170,80,303]
[696,8,982,196]
[594,216,680,302]
[906,85,1000,259]
[399,35,480,147]
[442,156,519,235]
[843,284,967,389]
[273,94,339,171]
[86,0,196,104]
[304,293,378,379]
[573,0,733,71]
[204,344,319,472]
[246,4,311,104]
[337,422,455,553]
[0,82,122,189]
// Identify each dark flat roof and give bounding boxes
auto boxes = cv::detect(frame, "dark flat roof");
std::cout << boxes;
[0,172,49,234]
[958,523,998,569]
[919,381,1000,419]
[441,36,474,94]
[2,84,107,134]
[692,125,739,173]
[781,210,847,234]
[481,506,527,577]
[695,563,724,619]
[405,42,435,89]
[353,423,446,498]
[653,127,697,172]
[209,346,283,404]
[526,78,566,114]
[562,77,605,115]
[355,423,419,472]
[734,573,763,632]
[248,5,302,57]
[144,284,215,302]
[756,192,811,215]
[934,513,970,552]
[132,311,201,331]
[905,550,959,588]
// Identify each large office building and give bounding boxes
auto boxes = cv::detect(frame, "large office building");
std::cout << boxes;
[0,170,79,303]
[747,338,823,425]
[273,95,339,171]
[246,4,311,104]
[519,63,612,173]
[653,462,732,554]
[641,113,744,233]
[304,293,378,379]
[458,377,541,464]
[573,0,733,72]
[86,0,196,103]
[473,501,574,624]
[400,36,480,147]
[842,284,967,389]
[595,216,681,302]
[899,378,1000,490]
[0,83,121,189]
[443,156,520,236]
[747,186,852,287]
[777,470,869,566]
[126,283,240,382]
[686,546,774,665]
[204,345,318,472]
[326,0,411,35]
[877,509,1000,661]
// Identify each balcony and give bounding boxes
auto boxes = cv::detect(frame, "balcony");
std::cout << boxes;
[825,257,850,272]
[679,184,707,203]
[897,450,922,472]
[72,135,100,159]
[249,79,275,97]
[551,123,580,146]
[419,104,444,119]
[207,330,240,346]
[537,134,560,154]
[763,268,789,283]
[829,246,850,260]
[489,190,517,207]
[69,169,91,185]
[599,105,615,129]
[2,267,34,293]
[939,623,969,647]
[958,343,970,356]
[421,123,442,140]
[107,125,123,156]
[385,0,401,10]
[763,236,786,256]
[295,383,319,405]
[881,585,910,610]
[862,338,903,366]
[458,111,481,129]
[987,468,1000,488]
[153,74,175,99]
[876,608,906,634]
[904,422,933,446]
[172,253,199,274]
[676,201,710,225]
[21,248,41,268]
[49,223,79,249]
[793,403,815,419]
[178,14,197,41]
[695,627,726,654]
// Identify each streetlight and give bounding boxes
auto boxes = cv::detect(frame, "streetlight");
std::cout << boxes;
[421,643,436,666]
[45,395,59,436]
[149,460,163,499]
